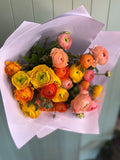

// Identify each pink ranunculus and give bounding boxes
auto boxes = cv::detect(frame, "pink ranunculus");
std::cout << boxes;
[57,33,72,50]
[86,100,98,111]
[84,70,95,82]
[50,48,69,68]
[61,78,73,90]
[89,45,109,67]
[71,90,91,114]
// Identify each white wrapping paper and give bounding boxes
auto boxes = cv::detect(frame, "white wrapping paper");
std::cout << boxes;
[0,6,120,148]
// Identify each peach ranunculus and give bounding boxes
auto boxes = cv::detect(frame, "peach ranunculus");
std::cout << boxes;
[57,32,72,50]
[54,66,69,81]
[61,78,73,90]
[89,46,109,67]
[11,71,30,89]
[5,61,21,76]
[71,90,91,114]
[14,86,34,102]
[50,48,69,68]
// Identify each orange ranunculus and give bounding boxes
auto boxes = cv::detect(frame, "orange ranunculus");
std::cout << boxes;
[80,54,93,69]
[53,102,69,113]
[50,48,69,68]
[78,81,90,91]
[5,61,21,76]
[54,66,69,81]
[14,86,34,102]
[40,83,58,99]
[39,105,56,111]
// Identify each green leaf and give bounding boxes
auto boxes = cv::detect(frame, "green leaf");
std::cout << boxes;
[23,56,32,63]
[23,53,39,64]
[34,104,39,111]
[43,37,49,49]
[31,53,39,63]
[88,66,99,73]
[67,52,81,59]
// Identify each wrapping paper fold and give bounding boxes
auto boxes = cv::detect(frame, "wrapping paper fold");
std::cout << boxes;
[0,6,120,148]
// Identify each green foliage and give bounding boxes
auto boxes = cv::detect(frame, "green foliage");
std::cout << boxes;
[67,83,80,104]
[23,38,59,71]
[68,52,81,65]
[88,66,99,73]
[28,90,39,111]
[22,36,84,71]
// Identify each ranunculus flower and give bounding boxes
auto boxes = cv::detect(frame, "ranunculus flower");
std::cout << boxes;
[52,87,69,102]
[40,83,58,99]
[61,78,73,90]
[89,46,109,67]
[14,86,34,102]
[54,66,69,81]
[84,70,95,82]
[57,32,72,50]
[69,64,84,83]
[78,80,90,91]
[71,90,91,114]
[50,48,68,68]
[87,100,98,111]
[80,54,94,69]
[29,64,61,88]
[53,102,69,113]
[21,102,40,119]
[11,71,30,89]
[91,84,103,99]
[5,61,21,76]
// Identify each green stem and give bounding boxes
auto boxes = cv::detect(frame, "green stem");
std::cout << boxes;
[95,73,105,75]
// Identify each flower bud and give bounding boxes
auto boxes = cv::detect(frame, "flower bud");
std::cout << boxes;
[105,71,111,78]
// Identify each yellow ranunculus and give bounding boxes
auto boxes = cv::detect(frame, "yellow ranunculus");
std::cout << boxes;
[21,102,40,119]
[69,64,84,83]
[91,85,103,98]
[29,64,61,88]
[11,71,30,89]
[52,87,69,102]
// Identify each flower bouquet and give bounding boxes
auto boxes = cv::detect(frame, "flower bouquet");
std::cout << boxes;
[1,6,120,148]
[4,32,110,119]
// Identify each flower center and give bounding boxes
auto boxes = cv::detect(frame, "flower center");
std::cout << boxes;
[15,75,27,85]
[64,37,69,43]
[37,71,49,83]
